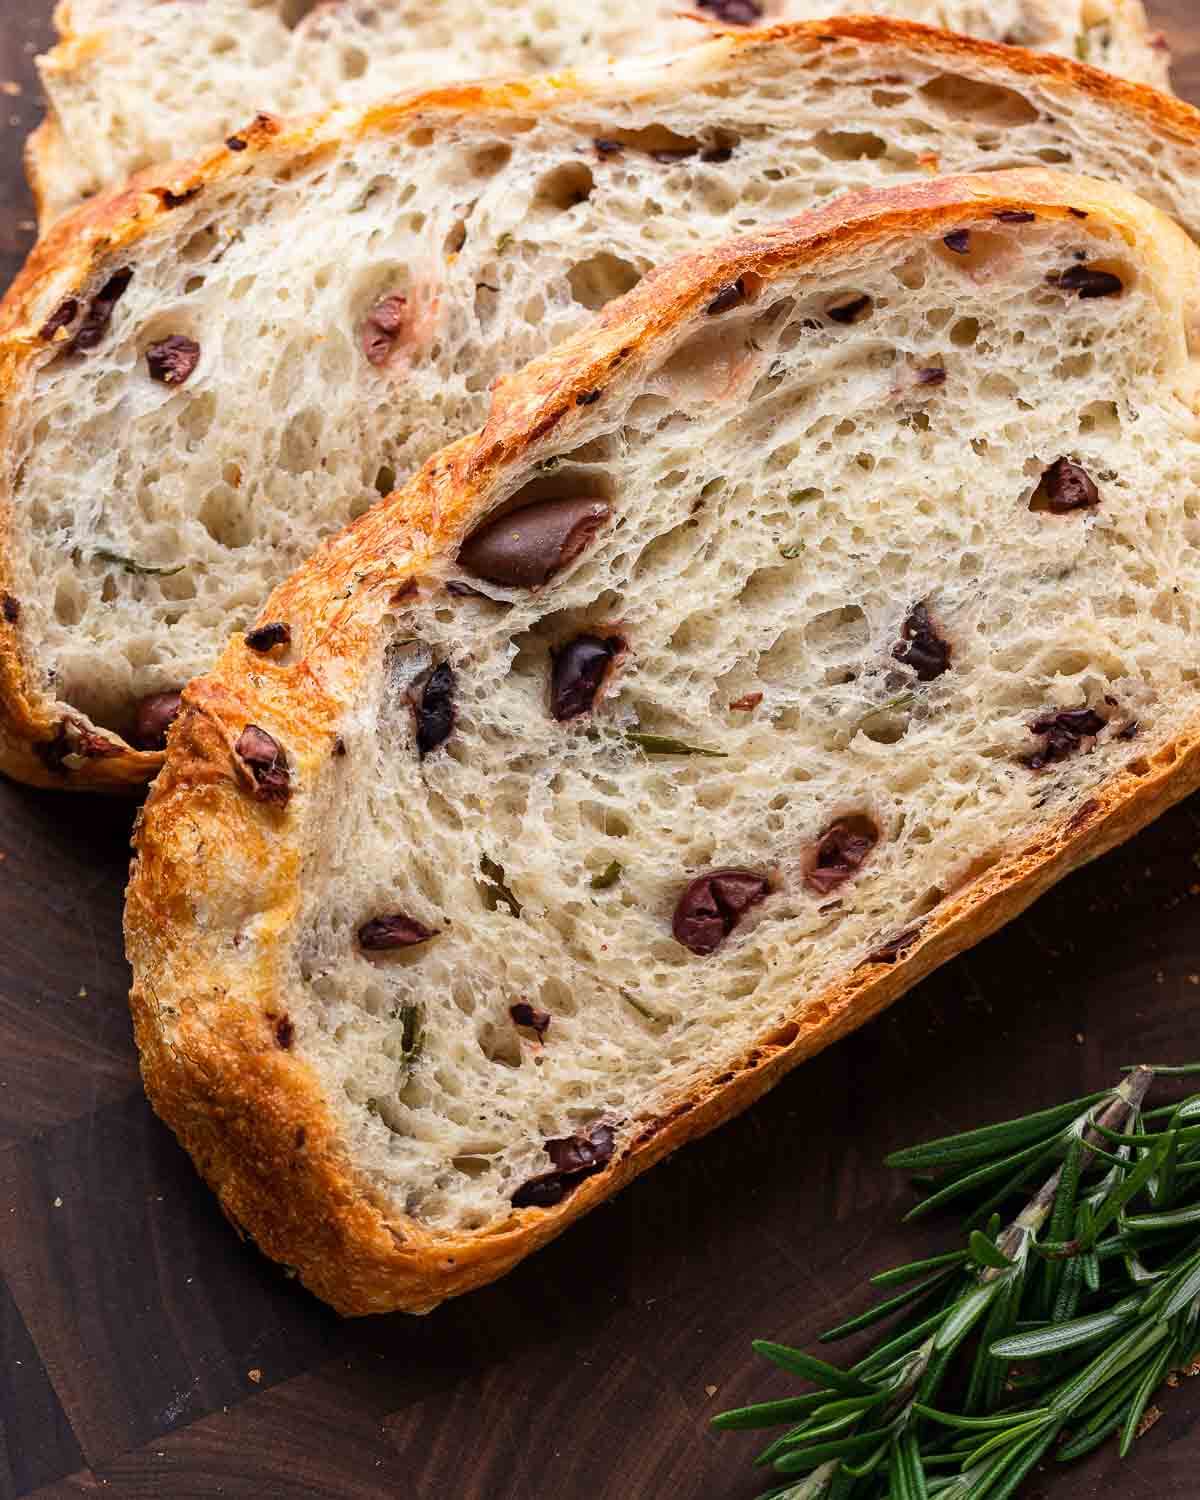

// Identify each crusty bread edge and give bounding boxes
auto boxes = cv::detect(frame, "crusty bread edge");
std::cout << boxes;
[125,169,1200,1314]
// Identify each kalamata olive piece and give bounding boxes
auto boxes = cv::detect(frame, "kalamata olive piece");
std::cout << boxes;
[235,725,290,805]
[1030,459,1100,514]
[1022,706,1108,770]
[510,1122,615,1208]
[550,635,623,720]
[411,662,455,758]
[805,816,879,895]
[133,691,183,750]
[673,868,771,955]
[510,1002,551,1040]
[459,498,611,589]
[893,603,951,682]
[1049,265,1123,299]
[245,621,291,652]
[358,913,435,950]
[146,335,201,385]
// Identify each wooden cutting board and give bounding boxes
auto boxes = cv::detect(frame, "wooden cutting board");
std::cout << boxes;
[3,5,1200,1496]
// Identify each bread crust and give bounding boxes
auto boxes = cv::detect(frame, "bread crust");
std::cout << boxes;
[7,16,1200,791]
[125,168,1200,1314]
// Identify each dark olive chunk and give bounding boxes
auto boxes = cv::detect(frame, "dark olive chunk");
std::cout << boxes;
[411,661,456,758]
[236,725,290,805]
[133,690,183,751]
[510,1122,615,1209]
[358,913,435,950]
[550,635,623,720]
[673,868,771,955]
[510,1002,551,1040]
[1049,265,1123,299]
[459,498,611,588]
[146,335,201,385]
[1022,706,1108,770]
[805,816,879,896]
[893,602,951,682]
[1030,459,1100,515]
[245,621,291,653]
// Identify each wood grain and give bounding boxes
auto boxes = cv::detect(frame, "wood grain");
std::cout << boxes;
[3,4,1200,1496]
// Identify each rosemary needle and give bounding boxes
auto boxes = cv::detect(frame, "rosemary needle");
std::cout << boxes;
[715,1064,1200,1498]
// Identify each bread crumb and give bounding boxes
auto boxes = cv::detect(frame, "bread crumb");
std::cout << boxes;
[1075,1032,1084,1044]
[248,1368,262,1384]
[52,1196,63,1208]
[78,987,88,999]
[0,82,20,96]
[705,1384,718,1398]
[1136,1405,1162,1439]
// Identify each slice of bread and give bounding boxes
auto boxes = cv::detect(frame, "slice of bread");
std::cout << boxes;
[29,0,1171,225]
[126,168,1200,1315]
[7,19,1200,791]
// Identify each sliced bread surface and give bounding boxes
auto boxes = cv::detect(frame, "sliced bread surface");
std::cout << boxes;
[7,20,1200,789]
[126,168,1200,1314]
[30,0,1171,224]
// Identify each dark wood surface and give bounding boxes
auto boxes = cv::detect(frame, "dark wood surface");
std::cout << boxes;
[4,4,1200,1495]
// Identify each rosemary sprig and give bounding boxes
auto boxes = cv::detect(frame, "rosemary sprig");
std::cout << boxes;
[715,1064,1200,1498]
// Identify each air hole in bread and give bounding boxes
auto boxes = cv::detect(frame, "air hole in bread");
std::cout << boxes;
[597,124,703,159]
[199,485,253,549]
[179,225,221,265]
[859,705,912,746]
[951,316,982,347]
[452,1155,497,1183]
[534,161,595,214]
[54,578,84,627]
[477,1020,522,1069]
[938,228,1010,273]
[1055,352,1096,381]
[179,391,217,443]
[656,320,762,409]
[279,0,320,26]
[341,45,368,80]
[811,130,887,162]
[918,74,1039,128]
[567,253,643,312]
[279,408,324,476]
[1079,401,1121,434]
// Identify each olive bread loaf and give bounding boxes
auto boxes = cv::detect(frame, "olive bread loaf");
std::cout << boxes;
[29,0,1170,224]
[6,20,1200,788]
[126,169,1200,1313]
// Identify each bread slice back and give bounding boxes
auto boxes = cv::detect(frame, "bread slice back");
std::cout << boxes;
[30,0,1170,224]
[126,168,1200,1315]
[6,20,1200,789]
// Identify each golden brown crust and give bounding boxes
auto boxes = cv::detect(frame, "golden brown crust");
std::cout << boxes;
[8,17,1200,791]
[126,168,1200,1314]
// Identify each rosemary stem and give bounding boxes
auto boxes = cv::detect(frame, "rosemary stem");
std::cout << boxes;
[990,1067,1156,1273]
